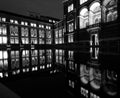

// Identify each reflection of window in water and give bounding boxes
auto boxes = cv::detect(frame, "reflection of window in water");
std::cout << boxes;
[90,48,99,59]
[90,92,100,98]
[22,50,29,67]
[0,24,7,44]
[90,67,101,90]
[103,70,117,96]
[11,51,19,69]
[80,64,89,84]
[39,50,45,64]
[81,87,88,98]
[46,50,52,63]
[69,80,75,88]
[31,50,38,66]
[103,0,118,22]
[0,51,8,71]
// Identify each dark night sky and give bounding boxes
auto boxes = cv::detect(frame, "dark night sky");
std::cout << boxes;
[0,0,63,19]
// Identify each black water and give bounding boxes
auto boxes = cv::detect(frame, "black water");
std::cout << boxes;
[0,49,119,98]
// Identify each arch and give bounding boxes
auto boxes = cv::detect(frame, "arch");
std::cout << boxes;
[79,7,89,29]
[102,0,118,22]
[80,0,88,5]
[90,2,101,12]
[80,7,88,16]
[89,1,101,25]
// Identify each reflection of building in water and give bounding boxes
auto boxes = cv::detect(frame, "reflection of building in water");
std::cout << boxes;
[0,50,8,78]
[102,69,118,96]
[89,67,101,90]
[67,50,79,76]
[11,50,20,75]
[80,64,89,85]
[46,49,52,68]
[22,50,30,72]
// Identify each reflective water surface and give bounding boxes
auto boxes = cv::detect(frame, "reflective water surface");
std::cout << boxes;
[0,48,119,98]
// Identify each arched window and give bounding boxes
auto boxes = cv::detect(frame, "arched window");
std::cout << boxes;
[107,12,113,22]
[89,2,101,25]
[79,8,88,29]
[80,0,88,5]
[103,0,118,22]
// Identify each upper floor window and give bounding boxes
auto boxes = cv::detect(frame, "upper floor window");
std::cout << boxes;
[103,0,118,22]
[0,24,7,44]
[10,26,19,44]
[89,2,101,25]
[79,8,89,29]
[80,0,88,5]
[68,23,74,32]
[68,4,74,13]
[0,17,6,22]
[68,34,74,43]
[31,28,37,44]
[21,27,29,44]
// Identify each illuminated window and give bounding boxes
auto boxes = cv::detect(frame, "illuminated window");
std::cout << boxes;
[90,33,99,46]
[46,30,52,44]
[68,51,74,60]
[31,50,38,66]
[68,34,74,43]
[68,23,74,32]
[55,49,65,64]
[80,0,88,5]
[31,29,37,44]
[55,29,64,44]
[39,50,45,64]
[39,30,45,44]
[89,2,101,25]
[10,26,19,44]
[46,49,52,63]
[22,50,29,67]
[21,27,29,44]
[30,23,37,27]
[11,51,19,69]
[0,51,8,71]
[103,0,118,22]
[0,24,7,44]
[68,4,74,13]
[79,8,88,29]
